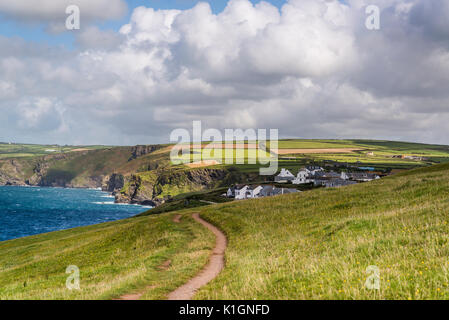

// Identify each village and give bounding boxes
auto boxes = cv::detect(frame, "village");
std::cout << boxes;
[225,165,381,201]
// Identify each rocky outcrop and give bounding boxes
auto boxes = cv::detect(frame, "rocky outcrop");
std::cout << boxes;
[117,168,230,206]
[0,160,28,186]
[104,173,125,192]
[0,172,25,186]
[128,145,163,161]
[27,160,50,185]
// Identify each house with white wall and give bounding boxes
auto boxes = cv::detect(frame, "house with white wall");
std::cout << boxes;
[292,169,311,185]
[251,185,264,198]
[275,168,295,183]
[234,185,249,200]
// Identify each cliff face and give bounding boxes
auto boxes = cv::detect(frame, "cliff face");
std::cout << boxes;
[0,147,133,189]
[128,145,164,161]
[104,173,125,192]
[0,144,257,207]
[0,160,28,186]
[116,168,230,205]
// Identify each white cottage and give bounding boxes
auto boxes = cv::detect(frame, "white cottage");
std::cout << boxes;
[250,185,264,198]
[340,172,349,180]
[292,169,311,185]
[275,168,295,183]
[234,185,249,200]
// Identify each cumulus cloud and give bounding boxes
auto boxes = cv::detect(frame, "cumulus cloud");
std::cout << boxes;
[0,0,448,145]
[75,26,125,50]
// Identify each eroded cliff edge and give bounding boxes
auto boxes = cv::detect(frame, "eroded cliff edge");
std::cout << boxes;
[0,145,255,206]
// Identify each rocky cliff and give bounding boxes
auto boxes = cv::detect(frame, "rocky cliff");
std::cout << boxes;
[128,145,164,161]
[116,167,261,206]
[0,145,251,207]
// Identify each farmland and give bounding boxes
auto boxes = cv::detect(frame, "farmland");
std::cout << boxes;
[0,142,109,159]
[171,139,449,174]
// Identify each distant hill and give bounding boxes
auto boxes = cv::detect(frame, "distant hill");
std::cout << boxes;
[1,139,449,206]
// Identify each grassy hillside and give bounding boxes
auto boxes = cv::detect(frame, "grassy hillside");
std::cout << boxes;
[2,163,449,300]
[194,163,449,299]
[0,213,214,300]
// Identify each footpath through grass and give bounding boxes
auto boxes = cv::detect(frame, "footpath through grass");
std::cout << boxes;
[195,163,449,300]
[0,213,214,300]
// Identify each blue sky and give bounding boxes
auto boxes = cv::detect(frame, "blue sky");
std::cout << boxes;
[0,0,287,48]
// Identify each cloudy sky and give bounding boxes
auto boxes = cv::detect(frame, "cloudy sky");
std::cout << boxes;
[0,0,448,146]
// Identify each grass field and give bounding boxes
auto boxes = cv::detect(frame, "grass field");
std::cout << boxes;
[0,213,214,300]
[0,143,108,159]
[2,162,449,299]
[171,139,449,173]
[193,163,449,300]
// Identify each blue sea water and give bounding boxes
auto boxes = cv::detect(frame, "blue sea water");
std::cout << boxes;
[0,186,151,242]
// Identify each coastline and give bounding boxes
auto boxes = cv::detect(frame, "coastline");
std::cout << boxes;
[0,183,156,207]
[0,185,153,242]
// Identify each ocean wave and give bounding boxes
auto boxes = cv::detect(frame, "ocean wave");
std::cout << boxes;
[92,202,152,209]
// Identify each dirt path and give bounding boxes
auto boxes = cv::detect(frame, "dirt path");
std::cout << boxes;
[167,213,227,300]
[173,214,182,223]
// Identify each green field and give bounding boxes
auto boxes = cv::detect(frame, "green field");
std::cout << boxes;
[2,162,449,299]
[194,163,449,299]
[172,139,449,174]
[0,213,213,300]
[0,143,109,159]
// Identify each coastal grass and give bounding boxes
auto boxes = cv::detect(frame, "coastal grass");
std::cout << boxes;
[2,149,449,300]
[194,163,449,300]
[0,213,214,300]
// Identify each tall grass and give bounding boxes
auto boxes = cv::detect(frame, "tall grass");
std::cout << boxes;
[195,163,449,299]
[0,213,214,300]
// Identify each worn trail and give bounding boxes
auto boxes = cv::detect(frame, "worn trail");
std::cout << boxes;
[167,213,227,300]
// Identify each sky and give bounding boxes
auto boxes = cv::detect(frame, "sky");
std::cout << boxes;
[0,0,448,146]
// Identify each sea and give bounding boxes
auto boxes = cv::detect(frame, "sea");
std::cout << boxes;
[0,186,151,242]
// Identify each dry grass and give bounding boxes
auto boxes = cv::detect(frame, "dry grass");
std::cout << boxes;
[185,160,221,168]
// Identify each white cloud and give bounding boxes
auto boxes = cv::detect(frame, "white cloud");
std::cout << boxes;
[0,0,449,145]
[75,26,125,50]
[16,97,65,131]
